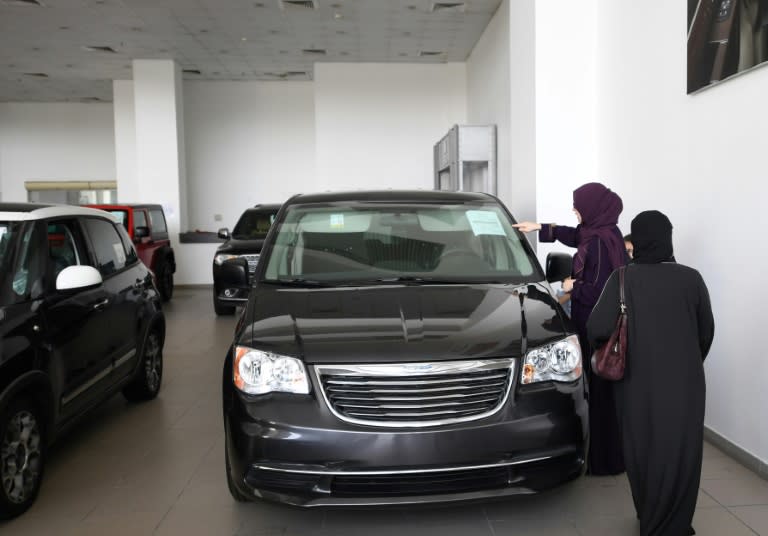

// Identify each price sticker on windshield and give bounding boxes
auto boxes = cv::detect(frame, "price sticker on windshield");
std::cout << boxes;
[467,210,506,236]
[329,214,345,229]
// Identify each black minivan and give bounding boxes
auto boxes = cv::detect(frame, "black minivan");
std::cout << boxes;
[213,204,281,315]
[0,203,165,519]
[223,191,586,506]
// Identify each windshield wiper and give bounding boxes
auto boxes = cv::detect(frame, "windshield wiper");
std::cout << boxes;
[261,278,333,288]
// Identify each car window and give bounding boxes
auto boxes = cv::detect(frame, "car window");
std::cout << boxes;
[83,218,128,277]
[149,209,167,234]
[232,210,277,240]
[46,220,89,281]
[264,203,538,284]
[133,210,148,232]
[11,223,45,301]
[108,210,129,229]
[116,223,139,266]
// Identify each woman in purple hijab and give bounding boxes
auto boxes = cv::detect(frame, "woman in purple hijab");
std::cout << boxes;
[515,182,626,476]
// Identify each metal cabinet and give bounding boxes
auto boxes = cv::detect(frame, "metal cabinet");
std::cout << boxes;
[434,125,497,195]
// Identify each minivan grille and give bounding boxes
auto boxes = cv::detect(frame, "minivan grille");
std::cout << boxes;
[316,360,514,428]
[240,254,260,274]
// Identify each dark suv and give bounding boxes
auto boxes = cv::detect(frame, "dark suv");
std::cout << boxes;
[212,204,281,315]
[222,191,586,506]
[0,203,165,519]
[87,204,175,302]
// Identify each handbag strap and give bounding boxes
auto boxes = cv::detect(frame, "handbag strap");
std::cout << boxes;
[618,266,627,314]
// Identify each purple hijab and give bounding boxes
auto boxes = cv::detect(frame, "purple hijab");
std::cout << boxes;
[572,183,625,276]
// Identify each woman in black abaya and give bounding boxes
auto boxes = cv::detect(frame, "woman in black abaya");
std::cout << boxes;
[587,211,715,536]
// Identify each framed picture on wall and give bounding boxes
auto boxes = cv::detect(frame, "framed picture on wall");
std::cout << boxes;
[687,0,768,93]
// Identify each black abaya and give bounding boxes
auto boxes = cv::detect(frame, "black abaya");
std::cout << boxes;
[587,263,714,536]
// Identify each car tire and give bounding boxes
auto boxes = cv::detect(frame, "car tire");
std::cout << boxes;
[0,397,46,520]
[225,447,251,502]
[156,258,174,302]
[123,326,163,402]
[214,294,236,316]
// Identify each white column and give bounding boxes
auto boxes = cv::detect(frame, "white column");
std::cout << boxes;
[132,59,188,236]
[113,80,137,201]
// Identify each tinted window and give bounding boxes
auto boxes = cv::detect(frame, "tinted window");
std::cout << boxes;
[149,209,167,234]
[133,210,148,231]
[233,210,277,240]
[84,218,128,276]
[47,220,88,280]
[264,203,537,284]
[117,224,139,266]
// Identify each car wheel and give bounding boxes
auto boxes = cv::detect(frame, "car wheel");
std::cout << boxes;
[156,259,173,302]
[225,447,251,502]
[214,293,235,316]
[0,397,45,520]
[123,326,163,402]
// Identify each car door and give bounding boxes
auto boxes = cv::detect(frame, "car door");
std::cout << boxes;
[41,218,115,421]
[81,217,141,382]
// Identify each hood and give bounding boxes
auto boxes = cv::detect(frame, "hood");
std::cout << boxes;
[239,282,571,364]
[216,237,266,256]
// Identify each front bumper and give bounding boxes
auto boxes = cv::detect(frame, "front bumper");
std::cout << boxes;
[224,374,588,506]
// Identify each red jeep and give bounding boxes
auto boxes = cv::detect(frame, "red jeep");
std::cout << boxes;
[88,204,176,301]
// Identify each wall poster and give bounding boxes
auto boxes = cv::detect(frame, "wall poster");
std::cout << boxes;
[688,0,768,93]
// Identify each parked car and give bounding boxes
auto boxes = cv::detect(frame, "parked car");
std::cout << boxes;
[0,203,165,519]
[87,204,175,302]
[222,190,586,506]
[213,204,281,315]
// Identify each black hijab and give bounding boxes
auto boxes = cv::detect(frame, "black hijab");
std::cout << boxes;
[630,210,675,264]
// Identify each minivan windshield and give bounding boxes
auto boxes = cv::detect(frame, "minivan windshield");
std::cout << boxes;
[232,210,278,240]
[263,202,539,285]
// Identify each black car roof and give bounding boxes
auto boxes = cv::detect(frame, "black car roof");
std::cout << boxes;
[0,202,52,212]
[288,190,495,205]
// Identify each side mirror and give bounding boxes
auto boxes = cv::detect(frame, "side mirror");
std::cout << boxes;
[219,257,249,287]
[217,228,230,240]
[56,265,103,292]
[546,252,573,284]
[134,226,150,240]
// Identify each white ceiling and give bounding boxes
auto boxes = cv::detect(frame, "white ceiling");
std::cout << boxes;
[0,0,501,102]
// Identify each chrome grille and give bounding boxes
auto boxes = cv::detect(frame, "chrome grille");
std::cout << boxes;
[240,254,260,273]
[315,359,514,428]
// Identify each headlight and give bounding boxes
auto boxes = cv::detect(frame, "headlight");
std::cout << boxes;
[522,335,582,384]
[233,346,310,395]
[215,253,238,265]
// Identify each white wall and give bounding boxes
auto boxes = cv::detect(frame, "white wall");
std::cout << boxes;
[314,63,467,192]
[467,0,511,206]
[0,103,115,201]
[183,81,316,232]
[534,0,599,265]
[596,0,768,463]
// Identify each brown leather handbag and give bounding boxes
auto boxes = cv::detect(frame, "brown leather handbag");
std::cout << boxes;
[591,266,627,381]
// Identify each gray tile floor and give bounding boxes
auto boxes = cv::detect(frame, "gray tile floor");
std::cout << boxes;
[4,287,768,535]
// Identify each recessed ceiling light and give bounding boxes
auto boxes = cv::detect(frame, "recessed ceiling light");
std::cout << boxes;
[333,12,343,19]
[82,45,117,53]
[279,0,318,10]
[182,68,202,75]
[302,48,327,56]
[418,50,445,57]
[241,37,248,41]
[2,0,44,6]
[23,72,48,77]
[429,1,466,12]
[59,25,70,30]
[199,29,208,33]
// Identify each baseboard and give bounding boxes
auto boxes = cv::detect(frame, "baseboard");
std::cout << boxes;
[704,426,768,481]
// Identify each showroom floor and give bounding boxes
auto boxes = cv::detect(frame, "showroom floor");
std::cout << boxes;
[3,288,768,536]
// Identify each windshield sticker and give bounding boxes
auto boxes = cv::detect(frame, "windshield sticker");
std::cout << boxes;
[330,214,345,229]
[466,210,505,236]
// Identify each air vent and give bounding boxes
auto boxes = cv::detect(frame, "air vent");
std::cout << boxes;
[418,50,445,57]
[430,1,465,12]
[279,0,318,10]
[23,72,48,78]
[82,45,117,53]
[2,0,44,6]
[182,69,202,75]
[302,48,327,56]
